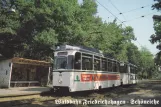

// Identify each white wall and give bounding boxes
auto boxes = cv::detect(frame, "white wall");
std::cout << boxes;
[0,59,12,88]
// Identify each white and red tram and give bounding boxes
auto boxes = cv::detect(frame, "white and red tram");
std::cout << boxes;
[52,45,138,92]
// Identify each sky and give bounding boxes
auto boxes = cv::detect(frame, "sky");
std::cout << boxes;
[79,0,160,55]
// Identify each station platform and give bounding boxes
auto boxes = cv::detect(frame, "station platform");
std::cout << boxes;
[0,86,52,98]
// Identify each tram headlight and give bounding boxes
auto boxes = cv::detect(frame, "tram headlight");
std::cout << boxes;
[58,79,62,84]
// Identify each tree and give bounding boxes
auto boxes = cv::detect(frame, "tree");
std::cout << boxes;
[0,0,153,72]
[137,47,155,79]
[1,0,82,59]
[150,0,161,65]
[126,43,140,65]
[0,0,21,58]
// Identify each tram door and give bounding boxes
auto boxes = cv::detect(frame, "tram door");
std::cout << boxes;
[74,52,94,91]
[84,53,95,90]
[93,69,97,90]
[127,65,131,84]
[93,56,101,90]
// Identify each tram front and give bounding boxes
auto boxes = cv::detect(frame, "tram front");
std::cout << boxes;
[52,46,75,92]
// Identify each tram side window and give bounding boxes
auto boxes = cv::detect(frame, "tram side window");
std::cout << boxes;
[119,64,127,73]
[134,68,136,74]
[94,59,100,71]
[107,60,112,72]
[117,62,119,72]
[113,62,117,72]
[130,67,133,73]
[68,55,73,69]
[119,66,124,73]
[74,52,81,69]
[82,57,92,70]
[102,59,107,71]
[130,67,135,73]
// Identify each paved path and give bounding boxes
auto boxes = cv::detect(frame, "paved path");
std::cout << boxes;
[0,86,51,98]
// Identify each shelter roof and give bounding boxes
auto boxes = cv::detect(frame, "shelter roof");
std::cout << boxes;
[12,57,51,66]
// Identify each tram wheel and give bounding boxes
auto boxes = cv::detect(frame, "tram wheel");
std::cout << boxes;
[112,84,115,88]
[99,86,102,90]
[121,82,123,86]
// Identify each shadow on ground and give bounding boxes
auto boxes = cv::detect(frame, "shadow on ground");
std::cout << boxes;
[1,80,161,107]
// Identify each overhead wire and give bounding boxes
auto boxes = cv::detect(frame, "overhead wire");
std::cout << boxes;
[121,4,152,15]
[136,40,143,48]
[108,0,127,21]
[122,11,158,23]
[108,4,153,18]
[95,0,127,27]
[96,0,146,47]
[95,0,122,23]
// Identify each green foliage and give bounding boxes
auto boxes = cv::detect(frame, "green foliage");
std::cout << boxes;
[137,47,156,79]
[34,29,57,45]
[150,0,161,65]
[0,0,158,78]
[126,43,140,65]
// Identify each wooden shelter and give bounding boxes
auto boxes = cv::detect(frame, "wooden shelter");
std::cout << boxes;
[0,57,51,88]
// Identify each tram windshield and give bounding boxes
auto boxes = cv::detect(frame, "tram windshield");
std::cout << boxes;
[54,57,67,69]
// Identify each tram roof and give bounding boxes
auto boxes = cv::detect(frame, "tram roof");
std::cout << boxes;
[121,62,137,67]
[128,63,137,67]
[56,45,122,61]
[55,45,137,65]
[56,45,103,56]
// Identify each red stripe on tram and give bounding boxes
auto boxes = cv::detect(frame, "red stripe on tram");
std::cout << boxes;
[81,73,120,82]
[81,74,93,82]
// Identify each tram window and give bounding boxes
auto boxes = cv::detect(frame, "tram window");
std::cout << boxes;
[55,57,67,69]
[94,59,100,71]
[134,68,136,74]
[74,52,81,69]
[119,66,124,73]
[82,57,92,70]
[68,55,74,69]
[130,67,132,73]
[107,60,112,72]
[133,68,135,73]
[102,59,107,71]
[57,52,67,56]
[113,62,117,72]
[119,64,127,73]
[117,62,119,72]
[130,67,135,73]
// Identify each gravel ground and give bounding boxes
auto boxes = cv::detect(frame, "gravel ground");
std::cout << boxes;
[0,80,161,107]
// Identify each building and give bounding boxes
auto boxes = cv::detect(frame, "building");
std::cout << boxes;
[0,56,51,88]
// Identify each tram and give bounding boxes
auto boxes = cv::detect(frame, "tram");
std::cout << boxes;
[52,45,138,92]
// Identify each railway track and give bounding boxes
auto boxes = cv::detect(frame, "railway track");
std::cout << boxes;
[0,99,74,107]
[1,80,161,107]
[0,85,137,107]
